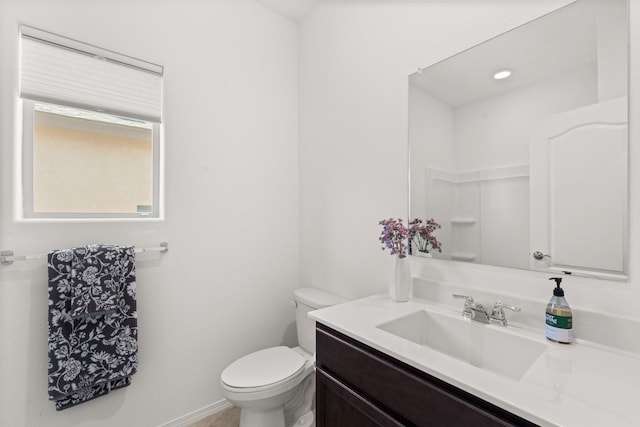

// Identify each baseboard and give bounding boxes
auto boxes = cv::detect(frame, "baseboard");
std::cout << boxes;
[158,398,233,427]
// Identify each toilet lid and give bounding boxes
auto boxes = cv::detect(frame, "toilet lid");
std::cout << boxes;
[221,346,305,389]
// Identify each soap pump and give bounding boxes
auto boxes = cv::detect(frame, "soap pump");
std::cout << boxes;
[545,277,573,344]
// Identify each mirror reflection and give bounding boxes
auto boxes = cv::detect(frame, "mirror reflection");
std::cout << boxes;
[409,0,628,279]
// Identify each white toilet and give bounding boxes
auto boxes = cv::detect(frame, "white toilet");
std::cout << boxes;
[220,287,346,427]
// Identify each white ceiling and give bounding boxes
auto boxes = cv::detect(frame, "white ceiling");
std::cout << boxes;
[254,0,546,22]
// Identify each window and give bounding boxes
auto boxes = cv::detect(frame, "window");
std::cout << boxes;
[19,26,163,219]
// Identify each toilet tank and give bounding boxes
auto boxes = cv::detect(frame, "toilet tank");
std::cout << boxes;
[294,287,346,354]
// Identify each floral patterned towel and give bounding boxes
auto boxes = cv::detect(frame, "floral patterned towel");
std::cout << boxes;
[47,245,138,411]
[69,245,127,318]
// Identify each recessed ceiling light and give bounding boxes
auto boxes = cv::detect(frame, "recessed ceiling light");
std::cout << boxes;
[493,69,513,80]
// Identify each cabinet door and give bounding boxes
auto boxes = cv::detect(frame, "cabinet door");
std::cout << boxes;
[316,368,404,427]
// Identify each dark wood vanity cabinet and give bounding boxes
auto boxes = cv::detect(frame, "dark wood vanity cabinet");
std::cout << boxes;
[316,323,539,427]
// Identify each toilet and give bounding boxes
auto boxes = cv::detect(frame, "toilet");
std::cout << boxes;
[220,287,346,427]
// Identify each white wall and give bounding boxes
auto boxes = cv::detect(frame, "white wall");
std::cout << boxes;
[298,0,640,320]
[408,84,454,253]
[597,0,628,101]
[454,65,597,171]
[0,1,299,426]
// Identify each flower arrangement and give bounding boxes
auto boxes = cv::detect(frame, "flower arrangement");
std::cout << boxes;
[408,218,442,254]
[378,218,410,258]
[379,217,442,258]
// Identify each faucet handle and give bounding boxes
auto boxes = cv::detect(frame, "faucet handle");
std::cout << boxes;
[452,294,474,318]
[452,294,474,303]
[490,301,521,326]
[493,301,521,312]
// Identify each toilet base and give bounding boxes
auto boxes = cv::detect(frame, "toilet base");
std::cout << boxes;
[289,410,314,427]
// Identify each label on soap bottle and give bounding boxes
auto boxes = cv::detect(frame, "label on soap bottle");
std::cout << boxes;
[545,313,573,343]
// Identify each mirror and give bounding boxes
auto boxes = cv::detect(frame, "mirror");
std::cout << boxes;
[409,0,628,279]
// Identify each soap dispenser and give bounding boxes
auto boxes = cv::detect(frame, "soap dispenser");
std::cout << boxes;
[545,277,573,344]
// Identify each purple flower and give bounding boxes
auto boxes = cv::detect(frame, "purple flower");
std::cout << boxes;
[378,218,411,258]
[408,218,443,254]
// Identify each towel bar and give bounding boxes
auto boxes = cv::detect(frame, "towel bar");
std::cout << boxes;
[0,242,169,265]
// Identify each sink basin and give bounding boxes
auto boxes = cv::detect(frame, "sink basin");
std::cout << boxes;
[377,310,547,380]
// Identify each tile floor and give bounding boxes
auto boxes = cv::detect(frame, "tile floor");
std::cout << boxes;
[187,406,240,427]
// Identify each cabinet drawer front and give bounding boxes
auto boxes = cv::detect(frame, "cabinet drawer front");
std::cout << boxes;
[317,324,537,427]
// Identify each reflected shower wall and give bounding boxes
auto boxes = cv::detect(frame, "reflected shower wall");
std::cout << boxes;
[424,166,529,268]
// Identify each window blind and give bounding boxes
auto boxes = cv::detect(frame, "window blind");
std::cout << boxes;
[20,26,163,123]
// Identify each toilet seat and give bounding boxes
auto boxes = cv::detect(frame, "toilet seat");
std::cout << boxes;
[221,346,306,393]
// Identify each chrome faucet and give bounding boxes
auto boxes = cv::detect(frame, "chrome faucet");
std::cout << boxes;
[452,294,490,323]
[452,294,521,326]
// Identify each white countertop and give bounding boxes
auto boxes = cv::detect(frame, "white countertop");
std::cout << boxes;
[309,294,640,427]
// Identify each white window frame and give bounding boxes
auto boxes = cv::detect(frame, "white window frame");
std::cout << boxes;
[20,100,163,220]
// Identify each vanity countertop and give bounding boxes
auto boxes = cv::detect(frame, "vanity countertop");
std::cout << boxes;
[309,294,640,427]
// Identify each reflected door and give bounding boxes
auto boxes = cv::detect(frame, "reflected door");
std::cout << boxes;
[530,97,627,277]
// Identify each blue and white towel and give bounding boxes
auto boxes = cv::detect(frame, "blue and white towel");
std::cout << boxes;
[47,244,138,410]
